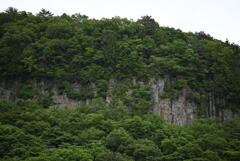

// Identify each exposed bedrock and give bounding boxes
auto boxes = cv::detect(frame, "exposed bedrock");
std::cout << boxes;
[0,78,239,126]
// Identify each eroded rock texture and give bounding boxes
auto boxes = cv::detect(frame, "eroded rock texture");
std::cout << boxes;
[150,79,197,126]
[0,79,240,126]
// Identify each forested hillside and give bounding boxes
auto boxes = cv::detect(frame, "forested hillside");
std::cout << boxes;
[0,7,240,161]
[1,98,240,161]
[0,7,240,109]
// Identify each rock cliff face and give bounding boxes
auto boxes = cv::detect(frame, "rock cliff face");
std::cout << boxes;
[0,79,239,126]
[0,80,82,108]
[149,79,197,126]
[207,92,240,120]
[149,79,240,125]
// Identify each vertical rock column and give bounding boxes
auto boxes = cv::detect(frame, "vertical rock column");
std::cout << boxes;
[150,79,197,126]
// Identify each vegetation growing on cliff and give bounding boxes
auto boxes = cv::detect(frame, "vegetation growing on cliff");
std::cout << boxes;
[0,7,240,109]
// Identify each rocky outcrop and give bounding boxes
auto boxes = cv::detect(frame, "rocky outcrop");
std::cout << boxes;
[207,92,240,120]
[51,89,82,108]
[106,79,116,104]
[0,80,83,109]
[149,79,240,125]
[150,79,197,126]
[0,78,240,126]
[0,80,19,101]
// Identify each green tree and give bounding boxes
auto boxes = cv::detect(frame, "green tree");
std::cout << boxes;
[105,128,133,152]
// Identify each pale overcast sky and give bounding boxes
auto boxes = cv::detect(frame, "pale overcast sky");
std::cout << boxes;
[1,0,240,44]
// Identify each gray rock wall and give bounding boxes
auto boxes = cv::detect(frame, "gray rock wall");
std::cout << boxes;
[150,79,197,126]
[0,79,240,125]
[207,92,240,120]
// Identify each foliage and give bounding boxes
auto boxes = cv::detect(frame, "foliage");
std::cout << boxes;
[0,99,239,160]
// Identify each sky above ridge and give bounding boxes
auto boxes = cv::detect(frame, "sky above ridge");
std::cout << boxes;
[1,0,240,44]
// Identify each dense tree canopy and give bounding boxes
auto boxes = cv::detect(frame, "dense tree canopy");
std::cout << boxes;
[0,98,240,161]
